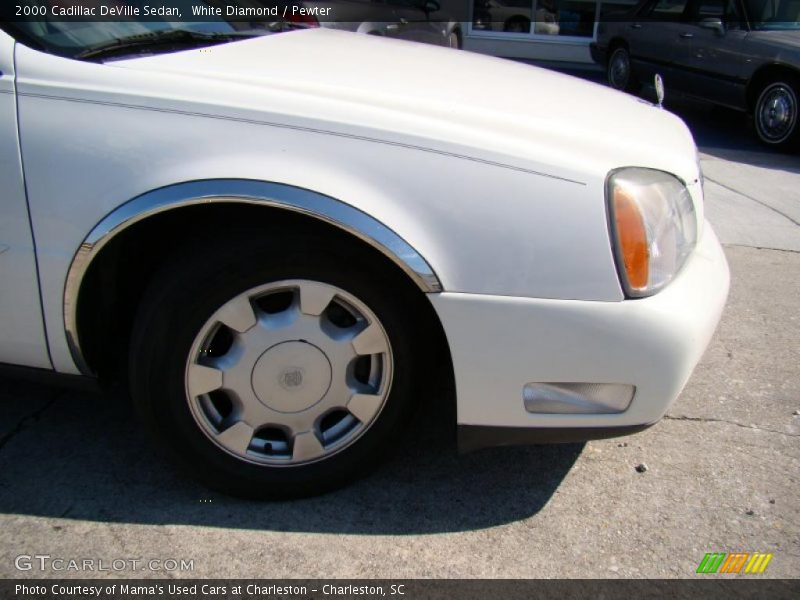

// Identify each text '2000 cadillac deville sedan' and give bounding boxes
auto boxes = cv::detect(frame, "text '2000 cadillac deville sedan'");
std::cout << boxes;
[0,18,729,497]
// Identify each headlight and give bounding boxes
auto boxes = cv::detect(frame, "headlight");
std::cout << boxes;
[607,167,697,297]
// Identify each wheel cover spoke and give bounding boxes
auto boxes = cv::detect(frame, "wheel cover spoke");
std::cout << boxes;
[348,393,384,424]
[216,421,255,455]
[352,322,389,356]
[185,279,393,467]
[292,431,325,461]
[298,281,336,316]
[216,295,257,333]
[187,364,223,397]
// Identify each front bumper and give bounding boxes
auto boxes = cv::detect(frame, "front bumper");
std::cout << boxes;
[428,222,729,451]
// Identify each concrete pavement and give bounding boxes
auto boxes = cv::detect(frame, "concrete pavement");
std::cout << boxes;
[678,101,800,252]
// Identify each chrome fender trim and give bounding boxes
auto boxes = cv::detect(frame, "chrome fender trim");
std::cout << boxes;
[64,179,442,376]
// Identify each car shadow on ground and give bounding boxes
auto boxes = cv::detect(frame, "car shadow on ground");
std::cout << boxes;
[0,378,582,534]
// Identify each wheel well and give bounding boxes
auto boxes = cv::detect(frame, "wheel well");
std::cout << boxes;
[747,64,800,112]
[607,38,628,58]
[76,203,454,391]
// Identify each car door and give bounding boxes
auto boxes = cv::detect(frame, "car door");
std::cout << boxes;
[675,0,749,108]
[632,0,692,89]
[608,2,649,62]
[0,30,51,369]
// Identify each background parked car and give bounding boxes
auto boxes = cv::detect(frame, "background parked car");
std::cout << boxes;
[592,0,800,150]
[214,0,463,47]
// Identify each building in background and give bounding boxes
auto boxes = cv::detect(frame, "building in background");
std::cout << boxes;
[453,0,636,64]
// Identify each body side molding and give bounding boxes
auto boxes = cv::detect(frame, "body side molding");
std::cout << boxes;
[63,179,442,376]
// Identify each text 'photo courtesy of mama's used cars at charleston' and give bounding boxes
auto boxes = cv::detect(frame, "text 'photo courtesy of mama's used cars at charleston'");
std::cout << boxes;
[0,3,728,498]
[592,0,800,150]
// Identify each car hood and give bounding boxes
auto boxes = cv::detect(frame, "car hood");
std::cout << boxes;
[113,28,699,184]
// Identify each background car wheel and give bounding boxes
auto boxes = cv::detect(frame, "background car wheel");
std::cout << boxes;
[129,229,425,499]
[607,46,640,94]
[754,77,800,151]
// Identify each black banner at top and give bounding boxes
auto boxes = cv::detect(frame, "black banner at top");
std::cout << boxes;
[1,0,796,36]
[6,1,474,23]
[1,0,753,24]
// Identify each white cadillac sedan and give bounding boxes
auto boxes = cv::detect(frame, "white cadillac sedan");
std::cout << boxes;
[0,17,729,498]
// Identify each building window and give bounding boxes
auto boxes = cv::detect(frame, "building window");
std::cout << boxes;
[472,0,599,37]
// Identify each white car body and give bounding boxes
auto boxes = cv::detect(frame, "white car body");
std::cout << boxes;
[0,26,728,452]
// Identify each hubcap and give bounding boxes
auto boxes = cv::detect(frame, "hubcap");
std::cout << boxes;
[251,341,331,413]
[609,50,629,90]
[185,280,393,466]
[757,84,797,143]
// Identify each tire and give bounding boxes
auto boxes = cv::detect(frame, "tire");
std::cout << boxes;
[753,76,800,151]
[607,46,641,94]
[129,229,424,499]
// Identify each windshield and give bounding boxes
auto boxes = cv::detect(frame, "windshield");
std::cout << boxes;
[7,0,274,59]
[744,0,800,29]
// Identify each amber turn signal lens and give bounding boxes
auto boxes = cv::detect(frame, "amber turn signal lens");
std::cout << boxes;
[613,186,649,290]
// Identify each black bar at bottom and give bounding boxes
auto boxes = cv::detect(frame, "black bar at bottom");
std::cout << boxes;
[3,579,798,600]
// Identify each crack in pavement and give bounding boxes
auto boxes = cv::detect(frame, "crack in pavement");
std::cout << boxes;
[664,414,800,438]
[724,243,800,255]
[0,394,61,452]
[704,176,800,228]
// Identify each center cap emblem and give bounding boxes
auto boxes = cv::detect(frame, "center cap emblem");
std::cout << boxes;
[279,367,305,391]
[252,341,331,413]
